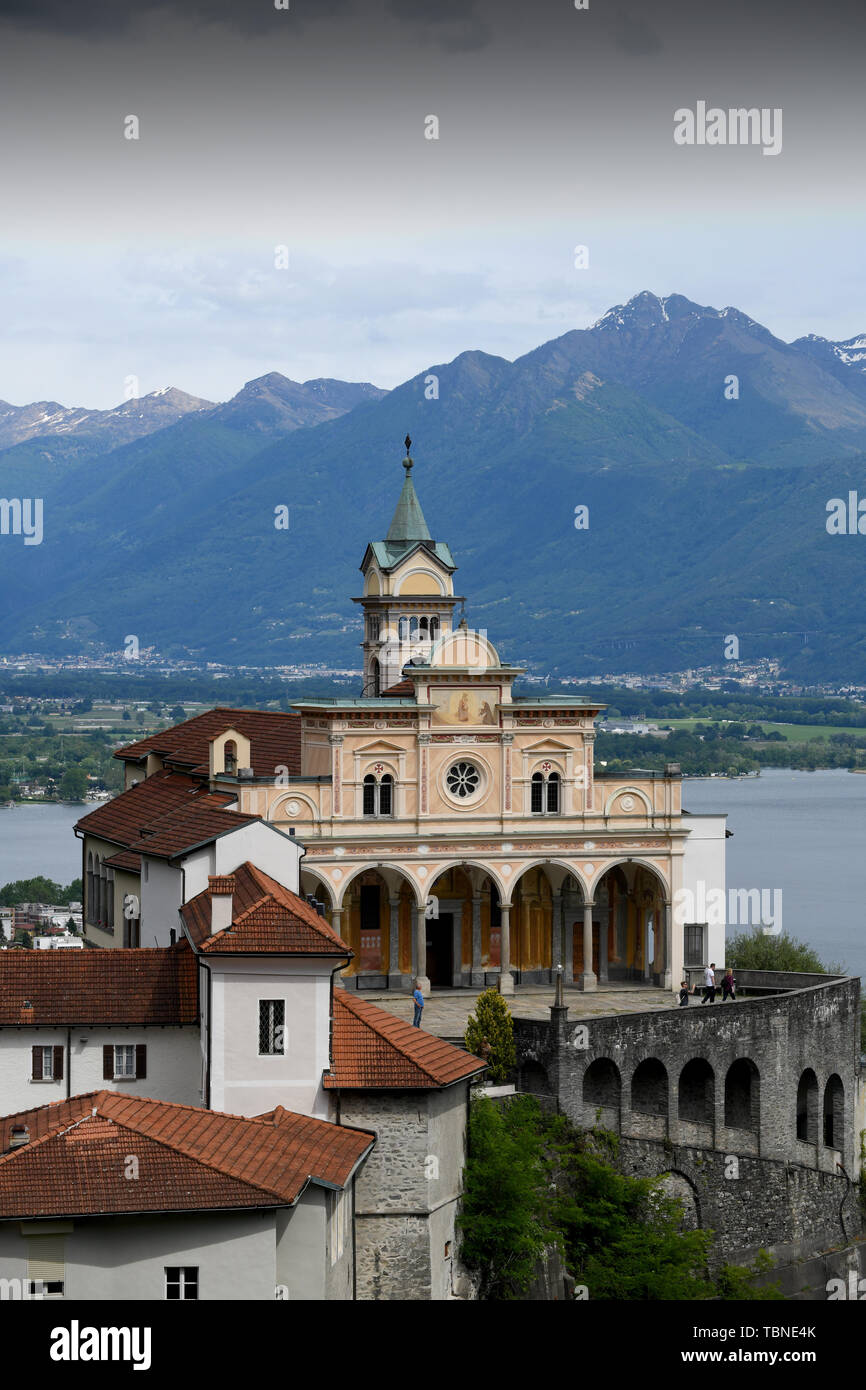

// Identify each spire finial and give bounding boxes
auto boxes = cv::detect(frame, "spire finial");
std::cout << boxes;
[403,434,413,473]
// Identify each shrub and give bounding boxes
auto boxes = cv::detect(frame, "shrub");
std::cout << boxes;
[464,989,516,1083]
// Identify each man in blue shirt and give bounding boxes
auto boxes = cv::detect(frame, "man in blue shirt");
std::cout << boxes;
[412,982,425,1028]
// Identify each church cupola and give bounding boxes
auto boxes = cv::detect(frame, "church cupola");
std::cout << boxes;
[355,439,461,696]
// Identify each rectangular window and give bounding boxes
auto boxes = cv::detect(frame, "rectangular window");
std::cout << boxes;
[684,924,705,967]
[165,1267,198,1301]
[31,1046,64,1081]
[115,1044,135,1078]
[258,1000,285,1055]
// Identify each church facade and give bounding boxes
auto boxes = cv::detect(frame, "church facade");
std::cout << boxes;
[205,444,727,995]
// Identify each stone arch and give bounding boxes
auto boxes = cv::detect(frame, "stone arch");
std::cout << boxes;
[270,791,319,823]
[631,1058,669,1117]
[656,1171,701,1231]
[603,785,653,817]
[823,1073,844,1150]
[796,1067,819,1144]
[592,859,668,984]
[678,1058,714,1124]
[426,859,508,906]
[519,1060,551,1097]
[395,568,445,596]
[584,1057,621,1109]
[724,1057,760,1132]
[298,866,336,909]
[539,860,592,905]
[364,569,380,595]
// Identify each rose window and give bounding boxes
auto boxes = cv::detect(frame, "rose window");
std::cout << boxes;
[446,761,480,799]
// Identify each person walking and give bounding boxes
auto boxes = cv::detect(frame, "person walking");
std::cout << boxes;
[721,968,736,1002]
[701,962,716,1004]
[412,981,425,1028]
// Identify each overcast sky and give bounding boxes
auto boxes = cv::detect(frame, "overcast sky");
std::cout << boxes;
[0,0,863,406]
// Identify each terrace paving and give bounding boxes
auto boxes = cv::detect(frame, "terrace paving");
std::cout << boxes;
[359,981,676,1041]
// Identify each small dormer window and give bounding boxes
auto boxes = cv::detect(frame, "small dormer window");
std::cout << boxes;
[224,741,237,775]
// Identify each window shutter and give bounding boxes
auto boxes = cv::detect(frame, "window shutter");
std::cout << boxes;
[53,1046,64,1080]
[31,1046,43,1081]
[103,1045,113,1080]
[135,1044,147,1079]
[27,1236,65,1286]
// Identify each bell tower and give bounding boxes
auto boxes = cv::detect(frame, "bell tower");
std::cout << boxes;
[355,438,461,695]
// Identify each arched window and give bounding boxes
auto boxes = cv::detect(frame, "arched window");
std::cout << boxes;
[679,1058,714,1124]
[398,616,410,641]
[367,615,381,642]
[724,1058,759,1132]
[409,617,420,640]
[430,616,440,640]
[363,772,394,817]
[419,617,429,637]
[531,768,561,815]
[107,867,115,931]
[823,1074,844,1149]
[370,659,381,697]
[223,740,237,775]
[631,1059,668,1117]
[796,1068,819,1143]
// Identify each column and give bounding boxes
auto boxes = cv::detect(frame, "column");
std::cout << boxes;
[551,889,563,985]
[663,901,673,991]
[643,907,652,981]
[598,903,609,984]
[499,904,514,995]
[471,894,484,987]
[414,903,430,993]
[563,886,575,986]
[388,896,403,990]
[331,910,345,987]
[578,902,597,992]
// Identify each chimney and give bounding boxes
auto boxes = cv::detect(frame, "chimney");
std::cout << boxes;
[208,875,236,935]
[10,1125,29,1148]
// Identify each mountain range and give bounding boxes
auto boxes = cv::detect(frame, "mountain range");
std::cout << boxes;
[2,291,865,682]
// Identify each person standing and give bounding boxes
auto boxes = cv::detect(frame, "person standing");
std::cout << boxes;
[702,962,716,1004]
[678,980,690,1007]
[721,968,736,1002]
[412,981,425,1028]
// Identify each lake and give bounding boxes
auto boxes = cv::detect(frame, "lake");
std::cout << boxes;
[0,802,85,888]
[684,768,866,982]
[1,771,864,978]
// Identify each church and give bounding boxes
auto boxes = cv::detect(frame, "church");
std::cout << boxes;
[81,439,726,995]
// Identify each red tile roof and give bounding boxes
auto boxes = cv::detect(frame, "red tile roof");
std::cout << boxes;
[325,991,487,1089]
[381,679,415,696]
[74,769,258,859]
[0,942,198,1026]
[115,708,302,778]
[182,863,350,957]
[102,849,142,873]
[0,1092,374,1218]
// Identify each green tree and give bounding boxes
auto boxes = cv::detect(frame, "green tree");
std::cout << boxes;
[465,989,516,1083]
[0,876,63,906]
[59,767,88,801]
[169,705,187,722]
[458,1096,559,1299]
[727,927,842,974]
